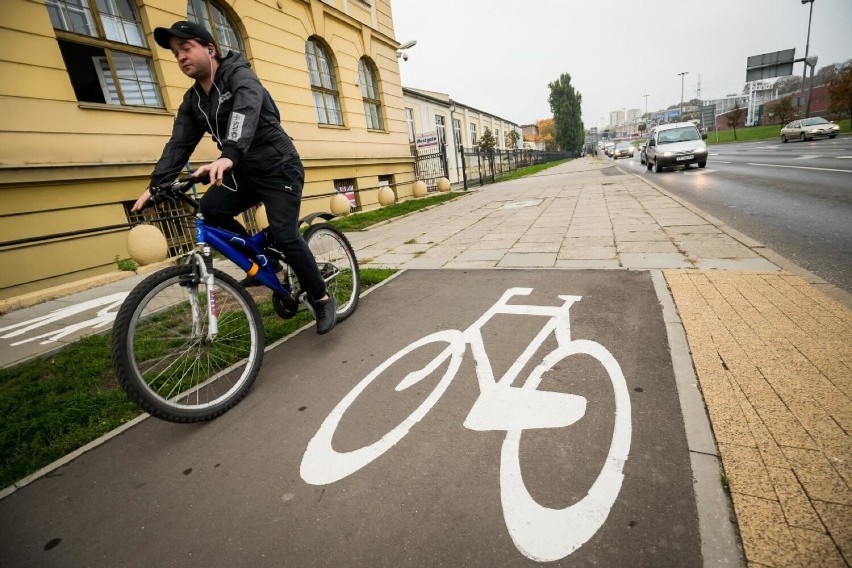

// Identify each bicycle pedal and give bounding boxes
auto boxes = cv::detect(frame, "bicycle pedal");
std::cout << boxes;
[272,292,299,319]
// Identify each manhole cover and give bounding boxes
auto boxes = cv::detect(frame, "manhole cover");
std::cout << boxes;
[501,199,542,210]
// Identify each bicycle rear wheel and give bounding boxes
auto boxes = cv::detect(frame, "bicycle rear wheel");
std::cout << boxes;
[304,223,360,321]
[111,265,264,422]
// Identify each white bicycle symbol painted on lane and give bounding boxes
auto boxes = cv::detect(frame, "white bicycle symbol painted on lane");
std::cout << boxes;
[301,288,632,562]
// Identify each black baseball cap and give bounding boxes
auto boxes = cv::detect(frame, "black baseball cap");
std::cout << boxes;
[154,21,216,50]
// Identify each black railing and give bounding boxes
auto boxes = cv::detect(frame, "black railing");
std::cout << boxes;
[457,148,572,190]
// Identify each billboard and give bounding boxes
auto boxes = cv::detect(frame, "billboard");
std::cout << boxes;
[746,49,795,81]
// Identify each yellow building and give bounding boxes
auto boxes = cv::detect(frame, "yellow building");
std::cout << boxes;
[0,0,414,301]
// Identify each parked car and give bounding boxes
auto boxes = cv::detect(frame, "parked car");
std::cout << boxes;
[780,117,840,142]
[644,122,708,173]
[604,142,615,156]
[612,142,634,159]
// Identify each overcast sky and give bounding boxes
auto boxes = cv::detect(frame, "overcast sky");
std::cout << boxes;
[391,0,852,128]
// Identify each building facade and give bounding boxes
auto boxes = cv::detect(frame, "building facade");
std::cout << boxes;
[402,87,522,185]
[0,0,414,300]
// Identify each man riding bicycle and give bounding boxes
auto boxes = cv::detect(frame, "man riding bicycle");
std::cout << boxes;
[132,21,336,334]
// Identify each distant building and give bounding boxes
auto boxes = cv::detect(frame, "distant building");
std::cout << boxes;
[403,88,522,184]
[625,108,642,122]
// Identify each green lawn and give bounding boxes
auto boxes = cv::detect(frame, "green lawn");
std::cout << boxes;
[706,117,850,145]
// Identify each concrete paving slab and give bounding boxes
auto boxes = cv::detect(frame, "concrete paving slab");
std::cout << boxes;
[497,253,557,267]
[620,253,693,269]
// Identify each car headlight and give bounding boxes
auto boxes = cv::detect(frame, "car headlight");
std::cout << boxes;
[694,148,707,153]
[663,152,673,157]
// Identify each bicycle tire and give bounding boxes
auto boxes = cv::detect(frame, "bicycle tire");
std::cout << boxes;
[304,223,360,322]
[111,265,265,423]
[301,330,465,484]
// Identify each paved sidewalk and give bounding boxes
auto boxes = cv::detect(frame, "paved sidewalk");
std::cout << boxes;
[1,156,850,566]
[667,271,851,568]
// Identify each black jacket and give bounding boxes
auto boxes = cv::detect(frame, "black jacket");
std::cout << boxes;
[150,52,297,186]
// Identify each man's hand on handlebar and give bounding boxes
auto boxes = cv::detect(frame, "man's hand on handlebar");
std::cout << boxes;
[193,157,234,186]
[131,188,155,213]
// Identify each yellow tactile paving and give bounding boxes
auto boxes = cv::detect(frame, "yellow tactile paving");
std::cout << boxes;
[665,271,852,568]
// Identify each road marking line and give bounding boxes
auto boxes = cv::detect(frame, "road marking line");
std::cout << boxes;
[837,156,852,159]
[713,160,731,164]
[684,170,717,175]
[746,162,852,173]
[793,155,820,160]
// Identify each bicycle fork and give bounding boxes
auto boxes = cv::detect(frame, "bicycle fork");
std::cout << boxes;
[187,249,218,342]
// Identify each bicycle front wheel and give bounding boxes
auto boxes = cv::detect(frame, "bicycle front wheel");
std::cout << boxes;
[111,265,265,422]
[304,223,360,321]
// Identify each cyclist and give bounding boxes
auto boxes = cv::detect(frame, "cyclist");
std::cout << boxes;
[132,21,336,334]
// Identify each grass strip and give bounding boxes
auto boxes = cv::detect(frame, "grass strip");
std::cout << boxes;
[705,117,850,145]
[0,267,396,489]
[494,158,573,183]
[329,193,462,232]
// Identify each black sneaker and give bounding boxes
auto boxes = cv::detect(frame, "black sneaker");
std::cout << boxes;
[312,296,337,335]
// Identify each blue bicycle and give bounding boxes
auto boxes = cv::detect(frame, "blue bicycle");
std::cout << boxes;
[110,174,360,422]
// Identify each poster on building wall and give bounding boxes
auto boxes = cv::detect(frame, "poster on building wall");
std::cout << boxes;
[415,131,439,152]
[335,181,357,208]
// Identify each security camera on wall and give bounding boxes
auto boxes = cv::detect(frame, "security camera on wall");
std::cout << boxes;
[402,53,408,61]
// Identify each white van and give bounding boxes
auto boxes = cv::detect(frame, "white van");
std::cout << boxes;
[644,122,708,172]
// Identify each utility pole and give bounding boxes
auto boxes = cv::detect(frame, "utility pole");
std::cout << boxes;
[800,0,815,118]
[678,71,689,121]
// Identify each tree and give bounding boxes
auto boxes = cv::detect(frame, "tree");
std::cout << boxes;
[547,73,584,152]
[536,118,557,151]
[773,96,795,124]
[477,127,497,153]
[828,64,852,119]
[727,101,745,140]
[505,129,520,149]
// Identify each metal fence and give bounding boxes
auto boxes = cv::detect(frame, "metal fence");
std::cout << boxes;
[457,148,573,190]
[413,144,449,191]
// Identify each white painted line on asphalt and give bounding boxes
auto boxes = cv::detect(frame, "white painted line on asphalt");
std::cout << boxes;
[792,155,820,160]
[683,170,717,175]
[746,162,852,173]
[837,156,852,159]
[713,160,731,164]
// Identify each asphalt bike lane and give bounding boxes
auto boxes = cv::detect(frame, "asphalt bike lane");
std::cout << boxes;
[0,270,702,567]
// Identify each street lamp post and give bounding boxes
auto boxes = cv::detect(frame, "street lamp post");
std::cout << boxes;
[800,0,815,118]
[678,72,689,121]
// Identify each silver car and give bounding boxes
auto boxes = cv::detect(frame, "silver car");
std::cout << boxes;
[780,117,840,142]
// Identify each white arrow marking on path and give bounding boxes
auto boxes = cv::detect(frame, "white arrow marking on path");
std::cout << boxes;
[0,292,129,346]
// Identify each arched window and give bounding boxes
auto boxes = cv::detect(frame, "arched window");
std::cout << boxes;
[306,39,343,126]
[46,0,162,107]
[187,0,243,55]
[358,58,383,130]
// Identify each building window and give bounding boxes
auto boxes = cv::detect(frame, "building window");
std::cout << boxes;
[435,114,446,145]
[358,58,383,130]
[187,0,244,55]
[469,123,477,146]
[306,38,343,126]
[453,118,463,151]
[47,0,162,107]
[405,108,416,142]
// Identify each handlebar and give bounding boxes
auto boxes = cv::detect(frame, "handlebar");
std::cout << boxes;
[148,171,212,210]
